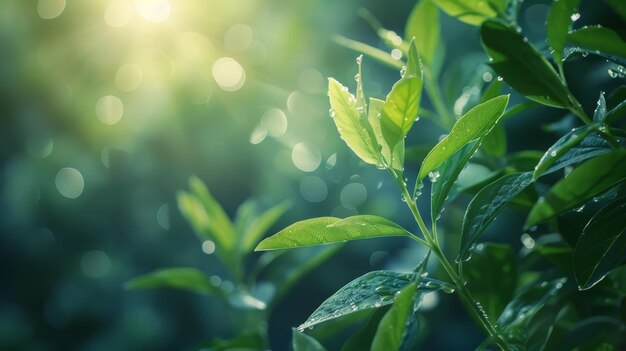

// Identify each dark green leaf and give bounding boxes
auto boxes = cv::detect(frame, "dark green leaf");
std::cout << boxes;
[293,329,328,351]
[430,140,481,221]
[526,150,626,227]
[550,317,622,351]
[432,0,498,26]
[460,172,534,260]
[568,25,626,58]
[535,128,625,179]
[255,216,412,250]
[125,267,223,297]
[405,0,440,69]
[328,78,383,167]
[464,243,517,321]
[419,95,509,180]
[573,196,626,290]
[341,309,387,351]
[481,20,572,108]
[371,282,417,351]
[297,271,442,330]
[547,0,580,65]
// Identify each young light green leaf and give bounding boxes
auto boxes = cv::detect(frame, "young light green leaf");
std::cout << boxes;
[333,35,404,70]
[368,97,404,170]
[297,271,442,331]
[404,39,423,79]
[292,329,328,351]
[418,95,509,181]
[371,282,417,351]
[526,150,626,227]
[481,20,572,108]
[380,45,423,152]
[405,0,440,69]
[188,176,237,252]
[547,0,580,66]
[567,25,626,59]
[255,215,412,251]
[463,243,517,321]
[430,140,481,221]
[432,0,498,26]
[459,172,534,260]
[239,200,291,254]
[125,268,223,297]
[573,197,626,290]
[328,78,383,166]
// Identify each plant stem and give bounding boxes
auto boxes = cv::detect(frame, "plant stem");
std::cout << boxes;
[391,172,511,351]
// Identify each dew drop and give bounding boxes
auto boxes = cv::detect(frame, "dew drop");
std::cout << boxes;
[570,13,580,21]
[550,150,557,157]
[428,171,441,183]
[329,108,336,118]
[608,69,618,78]
[354,73,360,82]
[356,55,363,64]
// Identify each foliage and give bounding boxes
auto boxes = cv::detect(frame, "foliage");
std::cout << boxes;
[252,0,626,349]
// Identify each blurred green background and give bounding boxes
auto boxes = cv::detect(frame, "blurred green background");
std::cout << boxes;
[0,0,622,350]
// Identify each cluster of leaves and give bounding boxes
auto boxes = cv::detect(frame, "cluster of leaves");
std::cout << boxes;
[126,177,340,350]
[255,0,626,350]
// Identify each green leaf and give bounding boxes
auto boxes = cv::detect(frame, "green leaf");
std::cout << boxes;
[432,0,497,26]
[371,282,417,351]
[405,0,440,69]
[535,128,626,179]
[187,176,237,252]
[593,92,607,123]
[481,20,572,108]
[568,25,626,59]
[547,0,580,66]
[255,216,412,250]
[459,172,534,260]
[380,45,423,152]
[368,97,404,170]
[526,150,626,227]
[125,268,223,297]
[550,317,623,351]
[497,278,568,347]
[297,271,443,330]
[292,329,328,351]
[430,140,481,221]
[239,200,291,254]
[463,243,517,321]
[328,78,383,166]
[573,196,626,290]
[418,95,509,181]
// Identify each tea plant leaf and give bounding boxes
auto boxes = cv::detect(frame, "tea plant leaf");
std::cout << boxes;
[418,95,509,181]
[184,176,237,253]
[593,92,607,123]
[497,277,568,347]
[432,0,498,26]
[297,271,443,331]
[255,216,412,250]
[430,140,481,221]
[526,150,626,227]
[341,309,387,351]
[573,197,626,290]
[292,329,328,351]
[125,268,223,297]
[481,20,572,108]
[547,0,580,66]
[568,25,626,59]
[459,172,534,260]
[406,0,440,69]
[240,200,291,254]
[328,78,383,166]
[371,282,417,351]
[368,97,404,170]
[463,243,517,321]
[380,43,423,152]
[533,125,597,179]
